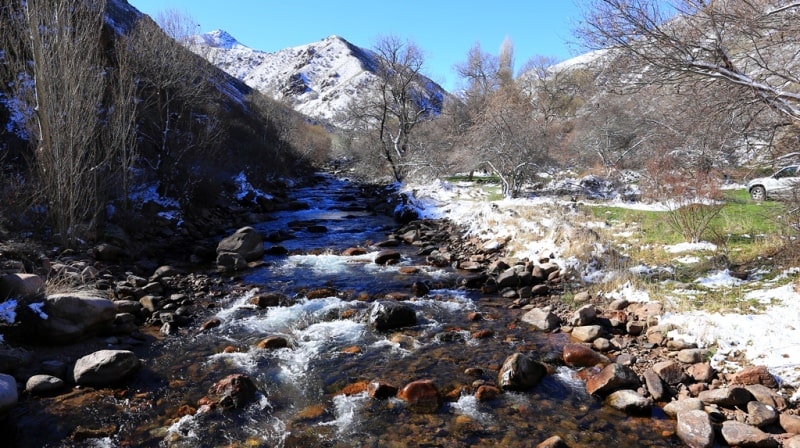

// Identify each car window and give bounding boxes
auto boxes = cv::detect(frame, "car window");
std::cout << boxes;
[774,167,797,178]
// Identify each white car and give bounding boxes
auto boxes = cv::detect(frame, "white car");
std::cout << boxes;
[747,165,800,201]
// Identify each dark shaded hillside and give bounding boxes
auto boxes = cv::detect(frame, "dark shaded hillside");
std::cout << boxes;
[0,0,321,252]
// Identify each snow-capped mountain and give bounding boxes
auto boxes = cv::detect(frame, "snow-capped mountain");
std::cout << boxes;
[189,31,448,126]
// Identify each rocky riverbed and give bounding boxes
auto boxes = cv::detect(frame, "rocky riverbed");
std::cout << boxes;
[1,174,799,447]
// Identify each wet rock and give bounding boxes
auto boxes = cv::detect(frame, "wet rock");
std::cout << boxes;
[605,389,652,415]
[731,365,778,389]
[367,380,398,399]
[305,287,337,300]
[250,292,288,308]
[0,273,44,298]
[571,325,603,343]
[397,379,440,413]
[204,373,257,410]
[474,384,501,402]
[747,401,778,428]
[38,293,117,343]
[570,304,596,326]
[563,343,610,368]
[537,435,569,448]
[199,318,222,331]
[374,250,401,265]
[25,374,65,395]
[586,363,640,397]
[643,369,668,402]
[664,397,704,418]
[256,336,289,350]
[677,410,714,448]
[497,352,547,391]
[677,348,709,364]
[698,386,753,408]
[411,281,430,297]
[73,350,140,387]
[521,307,561,331]
[216,252,247,271]
[720,420,777,447]
[0,373,18,414]
[369,301,417,331]
[217,226,264,263]
[342,247,367,256]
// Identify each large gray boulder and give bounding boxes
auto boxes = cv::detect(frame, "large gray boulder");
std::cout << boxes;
[38,293,117,343]
[217,227,264,262]
[369,301,417,331]
[73,350,140,387]
[677,410,714,448]
[0,373,18,414]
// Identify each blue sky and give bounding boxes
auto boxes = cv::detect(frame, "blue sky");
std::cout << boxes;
[127,0,583,91]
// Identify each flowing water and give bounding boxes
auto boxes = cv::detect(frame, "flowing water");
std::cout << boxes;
[22,174,681,447]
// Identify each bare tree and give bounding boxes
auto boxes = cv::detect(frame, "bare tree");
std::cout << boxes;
[577,0,800,123]
[1,0,111,246]
[128,9,223,200]
[342,35,437,182]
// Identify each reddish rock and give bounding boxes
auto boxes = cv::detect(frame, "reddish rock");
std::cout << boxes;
[367,380,398,400]
[256,336,289,350]
[199,318,221,331]
[338,381,368,396]
[471,329,494,339]
[341,346,362,355]
[397,379,441,413]
[250,293,288,308]
[537,435,569,448]
[342,247,367,256]
[467,312,483,321]
[687,362,715,383]
[563,343,610,368]
[730,365,778,389]
[411,281,429,297]
[398,266,420,274]
[204,374,257,409]
[653,360,688,386]
[305,287,337,300]
[586,363,640,397]
[474,385,501,402]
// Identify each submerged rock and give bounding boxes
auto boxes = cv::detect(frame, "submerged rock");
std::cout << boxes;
[397,379,440,413]
[203,373,257,410]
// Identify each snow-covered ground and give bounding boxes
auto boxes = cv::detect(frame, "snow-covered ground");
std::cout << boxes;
[404,178,800,402]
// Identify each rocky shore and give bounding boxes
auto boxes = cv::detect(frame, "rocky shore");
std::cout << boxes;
[1,176,799,447]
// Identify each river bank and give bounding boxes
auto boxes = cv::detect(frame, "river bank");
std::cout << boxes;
[0,174,798,447]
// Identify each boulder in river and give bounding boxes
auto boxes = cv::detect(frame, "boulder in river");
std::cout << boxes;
[72,350,140,387]
[216,227,264,270]
[497,352,547,391]
[397,379,440,413]
[202,373,258,410]
[369,301,417,331]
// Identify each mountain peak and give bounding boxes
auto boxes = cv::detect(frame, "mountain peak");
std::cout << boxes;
[200,29,245,50]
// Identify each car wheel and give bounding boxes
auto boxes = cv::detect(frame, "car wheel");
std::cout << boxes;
[750,185,766,201]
